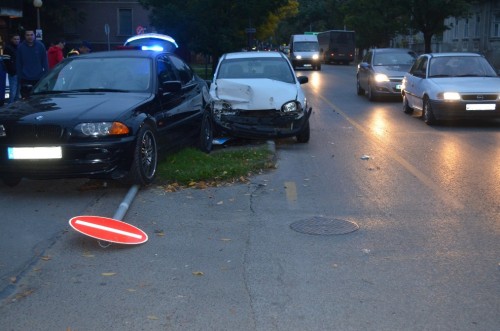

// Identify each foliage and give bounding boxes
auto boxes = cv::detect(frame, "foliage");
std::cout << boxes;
[276,0,346,44]
[341,0,408,50]
[407,0,472,52]
[139,0,298,66]
[341,0,472,52]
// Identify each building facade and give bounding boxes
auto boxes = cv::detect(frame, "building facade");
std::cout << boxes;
[441,0,500,68]
[399,0,500,69]
[65,0,154,51]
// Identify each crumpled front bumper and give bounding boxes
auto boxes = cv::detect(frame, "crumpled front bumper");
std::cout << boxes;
[214,106,312,139]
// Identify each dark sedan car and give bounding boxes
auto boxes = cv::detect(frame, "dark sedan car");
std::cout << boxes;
[0,50,213,187]
[357,48,417,101]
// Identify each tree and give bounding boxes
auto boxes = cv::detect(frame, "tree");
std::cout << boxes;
[139,0,298,68]
[408,0,471,52]
[341,0,473,53]
[341,0,409,50]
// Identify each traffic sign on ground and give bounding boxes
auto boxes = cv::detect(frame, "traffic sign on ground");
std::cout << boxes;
[69,215,148,244]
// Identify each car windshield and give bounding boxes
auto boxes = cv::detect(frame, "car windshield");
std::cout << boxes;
[294,41,319,52]
[216,57,295,84]
[373,52,416,66]
[428,56,498,77]
[33,57,152,93]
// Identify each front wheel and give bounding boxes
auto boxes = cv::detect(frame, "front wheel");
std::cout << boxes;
[367,83,377,101]
[402,94,413,114]
[128,124,158,186]
[199,111,213,153]
[423,98,437,125]
[296,121,310,143]
[356,77,365,96]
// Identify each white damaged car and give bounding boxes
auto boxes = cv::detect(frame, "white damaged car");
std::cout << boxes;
[208,51,312,142]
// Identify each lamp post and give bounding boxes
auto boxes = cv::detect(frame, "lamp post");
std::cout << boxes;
[33,0,43,30]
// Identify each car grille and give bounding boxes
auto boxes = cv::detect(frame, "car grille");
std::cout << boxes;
[6,124,65,143]
[461,94,498,101]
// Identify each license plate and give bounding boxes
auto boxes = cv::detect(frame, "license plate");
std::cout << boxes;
[8,146,62,160]
[466,104,496,111]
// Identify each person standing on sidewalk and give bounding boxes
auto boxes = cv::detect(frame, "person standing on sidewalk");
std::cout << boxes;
[3,33,21,103]
[16,29,48,98]
[47,38,65,69]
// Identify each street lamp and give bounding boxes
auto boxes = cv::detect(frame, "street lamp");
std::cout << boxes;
[33,0,43,30]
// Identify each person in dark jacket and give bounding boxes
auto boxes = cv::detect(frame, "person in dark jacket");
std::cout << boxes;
[4,33,21,103]
[67,40,92,57]
[16,29,48,98]
[47,38,65,69]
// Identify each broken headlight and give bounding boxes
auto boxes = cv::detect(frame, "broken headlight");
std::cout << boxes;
[282,101,302,113]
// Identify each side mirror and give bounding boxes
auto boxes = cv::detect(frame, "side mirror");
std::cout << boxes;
[297,76,308,84]
[161,81,182,93]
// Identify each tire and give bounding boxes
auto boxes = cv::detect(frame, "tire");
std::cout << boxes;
[356,77,365,96]
[199,111,213,153]
[423,98,437,125]
[128,124,158,186]
[367,83,377,101]
[402,94,413,114]
[3,177,21,187]
[296,121,310,143]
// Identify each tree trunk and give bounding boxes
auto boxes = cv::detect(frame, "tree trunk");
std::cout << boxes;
[424,31,433,53]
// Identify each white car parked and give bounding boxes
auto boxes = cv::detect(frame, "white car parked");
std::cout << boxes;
[208,51,312,142]
[401,52,500,125]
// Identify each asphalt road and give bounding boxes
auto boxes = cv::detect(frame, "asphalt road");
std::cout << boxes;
[1,64,499,330]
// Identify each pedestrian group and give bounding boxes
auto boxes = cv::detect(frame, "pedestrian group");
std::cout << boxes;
[0,29,91,106]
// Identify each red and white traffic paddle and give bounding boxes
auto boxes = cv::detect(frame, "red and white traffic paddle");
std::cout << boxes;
[69,185,148,247]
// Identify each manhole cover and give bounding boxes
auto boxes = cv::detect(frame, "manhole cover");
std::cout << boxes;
[290,216,359,235]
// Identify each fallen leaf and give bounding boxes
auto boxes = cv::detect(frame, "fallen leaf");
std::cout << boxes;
[41,255,51,261]
[220,238,232,242]
[154,230,165,237]
[82,251,95,258]
[10,276,16,283]
[192,271,204,276]
[216,201,223,205]
[147,315,159,320]
[101,272,117,277]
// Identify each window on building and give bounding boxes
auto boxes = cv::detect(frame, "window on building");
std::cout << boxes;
[454,18,459,39]
[118,8,133,36]
[493,13,500,37]
[464,18,469,38]
[475,14,481,37]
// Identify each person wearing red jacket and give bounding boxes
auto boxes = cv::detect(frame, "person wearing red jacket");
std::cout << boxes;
[47,38,65,69]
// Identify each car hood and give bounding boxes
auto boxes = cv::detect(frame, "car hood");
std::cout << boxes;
[374,65,412,76]
[0,92,150,123]
[428,77,500,93]
[210,79,299,110]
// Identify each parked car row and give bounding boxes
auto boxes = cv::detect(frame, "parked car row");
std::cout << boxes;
[357,48,500,125]
[0,45,311,187]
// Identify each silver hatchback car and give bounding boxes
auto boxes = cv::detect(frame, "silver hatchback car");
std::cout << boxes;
[357,48,417,101]
[401,52,500,125]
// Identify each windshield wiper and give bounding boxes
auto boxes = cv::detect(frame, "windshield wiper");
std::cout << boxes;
[429,74,451,78]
